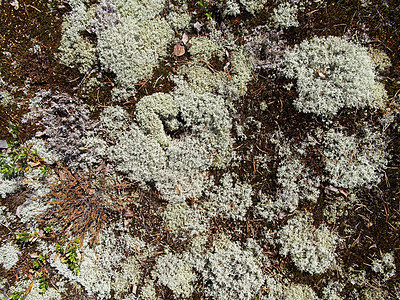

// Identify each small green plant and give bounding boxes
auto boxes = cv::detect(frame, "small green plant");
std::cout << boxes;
[43,224,53,234]
[6,292,24,300]
[16,232,38,245]
[32,253,47,270]
[198,0,213,20]
[198,0,210,11]
[39,165,50,178]
[38,274,49,294]
[0,124,45,179]
[31,253,49,294]
[56,238,81,275]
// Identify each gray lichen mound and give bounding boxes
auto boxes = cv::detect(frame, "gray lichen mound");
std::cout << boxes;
[204,173,253,220]
[109,123,167,184]
[154,252,196,298]
[58,0,96,73]
[198,237,265,300]
[59,0,174,98]
[283,36,379,117]
[322,126,388,189]
[135,92,178,148]
[103,77,235,202]
[0,242,21,270]
[97,15,174,87]
[278,214,338,274]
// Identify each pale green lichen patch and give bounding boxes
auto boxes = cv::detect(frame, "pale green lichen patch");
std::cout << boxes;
[322,126,388,189]
[0,242,21,270]
[283,36,380,117]
[154,252,196,298]
[278,214,338,274]
[97,16,174,87]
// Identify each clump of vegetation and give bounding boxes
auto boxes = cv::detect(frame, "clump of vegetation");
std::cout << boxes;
[1,0,399,299]
[371,252,396,282]
[322,126,388,189]
[154,252,196,298]
[55,238,81,275]
[278,214,338,274]
[283,36,381,117]
[196,237,265,299]
[204,173,253,220]
[271,2,299,28]
[245,26,286,70]
[0,242,21,271]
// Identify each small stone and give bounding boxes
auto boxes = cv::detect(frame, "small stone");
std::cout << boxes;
[0,140,7,149]
[193,21,203,33]
[181,32,189,45]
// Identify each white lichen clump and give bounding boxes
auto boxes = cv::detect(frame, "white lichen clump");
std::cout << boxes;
[272,2,299,28]
[0,242,21,270]
[154,252,196,298]
[278,214,338,274]
[322,126,388,189]
[198,237,265,300]
[283,36,381,117]
[204,173,253,220]
[371,252,396,282]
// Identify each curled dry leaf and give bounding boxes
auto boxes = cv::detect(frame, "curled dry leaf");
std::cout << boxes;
[124,218,133,226]
[317,71,326,79]
[173,43,185,56]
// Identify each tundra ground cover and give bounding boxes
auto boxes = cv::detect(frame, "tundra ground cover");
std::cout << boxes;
[0,0,399,299]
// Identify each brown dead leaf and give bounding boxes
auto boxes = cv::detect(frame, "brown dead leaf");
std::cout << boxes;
[339,188,349,197]
[124,218,133,226]
[124,209,134,218]
[29,161,41,167]
[174,43,185,56]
